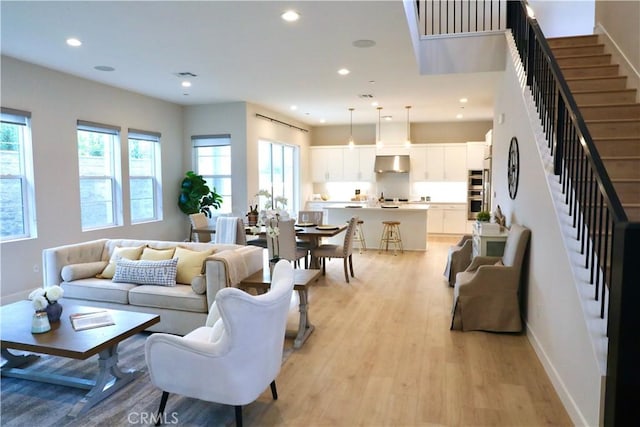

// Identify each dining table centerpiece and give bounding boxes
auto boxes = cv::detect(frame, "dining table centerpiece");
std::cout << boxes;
[29,285,65,323]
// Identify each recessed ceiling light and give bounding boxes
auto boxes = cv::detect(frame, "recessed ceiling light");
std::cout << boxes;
[352,39,376,48]
[181,81,192,88]
[371,101,378,107]
[383,115,393,121]
[66,38,82,47]
[94,65,115,72]
[338,68,350,76]
[456,113,463,119]
[281,10,300,22]
[459,98,468,103]
[290,105,298,111]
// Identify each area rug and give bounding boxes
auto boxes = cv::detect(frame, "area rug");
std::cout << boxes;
[0,332,294,426]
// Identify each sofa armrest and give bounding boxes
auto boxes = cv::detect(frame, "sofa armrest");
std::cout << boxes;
[203,246,264,309]
[43,239,108,286]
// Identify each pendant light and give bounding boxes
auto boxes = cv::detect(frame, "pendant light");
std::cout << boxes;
[376,106,383,148]
[404,105,412,148]
[348,107,355,149]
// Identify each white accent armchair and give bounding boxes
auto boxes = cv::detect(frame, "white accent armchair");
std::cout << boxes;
[451,224,531,332]
[145,260,295,426]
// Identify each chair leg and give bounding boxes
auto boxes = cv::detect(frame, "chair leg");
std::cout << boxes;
[235,405,243,427]
[155,391,170,426]
[321,257,326,275]
[270,380,278,400]
[349,254,354,277]
[343,258,349,283]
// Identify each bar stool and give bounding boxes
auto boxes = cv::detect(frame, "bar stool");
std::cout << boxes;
[353,219,367,253]
[378,221,404,255]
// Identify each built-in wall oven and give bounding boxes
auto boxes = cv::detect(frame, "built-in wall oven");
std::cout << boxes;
[467,169,485,220]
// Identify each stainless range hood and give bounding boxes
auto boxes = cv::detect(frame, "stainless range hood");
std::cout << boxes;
[374,155,410,173]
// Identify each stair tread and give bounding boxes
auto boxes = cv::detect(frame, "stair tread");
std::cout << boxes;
[585,118,640,123]
[581,103,639,108]
[561,64,618,69]
[554,53,611,59]
[593,136,640,141]
[601,156,640,160]
[566,76,626,82]
[573,88,636,94]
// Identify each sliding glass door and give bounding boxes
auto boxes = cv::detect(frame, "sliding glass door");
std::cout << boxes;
[258,139,297,212]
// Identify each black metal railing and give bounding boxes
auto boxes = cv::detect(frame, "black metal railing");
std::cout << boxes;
[507,1,639,424]
[416,0,507,35]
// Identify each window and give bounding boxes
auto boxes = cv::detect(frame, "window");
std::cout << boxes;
[192,135,232,215]
[1,107,36,241]
[77,120,122,230]
[128,129,161,223]
[258,140,298,211]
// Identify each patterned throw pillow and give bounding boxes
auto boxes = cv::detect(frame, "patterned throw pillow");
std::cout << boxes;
[112,258,178,286]
[98,245,145,279]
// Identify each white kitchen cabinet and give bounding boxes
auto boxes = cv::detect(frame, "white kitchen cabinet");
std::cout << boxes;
[466,141,487,171]
[427,204,467,234]
[343,146,376,182]
[410,144,467,182]
[311,147,344,182]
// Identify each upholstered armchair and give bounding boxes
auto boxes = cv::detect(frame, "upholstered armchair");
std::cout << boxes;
[451,224,531,332]
[443,234,473,287]
[145,260,295,427]
[311,216,358,283]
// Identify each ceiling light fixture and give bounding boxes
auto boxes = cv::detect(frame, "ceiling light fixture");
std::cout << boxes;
[338,68,350,76]
[347,108,355,149]
[181,81,192,88]
[290,105,298,111]
[66,38,82,47]
[94,65,115,72]
[405,106,412,148]
[459,97,468,103]
[456,113,463,119]
[281,10,300,22]
[376,106,384,149]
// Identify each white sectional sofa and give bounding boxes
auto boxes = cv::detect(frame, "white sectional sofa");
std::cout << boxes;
[42,238,264,335]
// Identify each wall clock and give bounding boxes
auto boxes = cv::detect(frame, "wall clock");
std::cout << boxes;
[508,136,519,200]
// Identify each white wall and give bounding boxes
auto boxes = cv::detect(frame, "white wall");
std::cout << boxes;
[529,0,595,37]
[492,37,604,425]
[0,56,185,301]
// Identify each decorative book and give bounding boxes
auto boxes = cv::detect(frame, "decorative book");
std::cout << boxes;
[70,310,115,331]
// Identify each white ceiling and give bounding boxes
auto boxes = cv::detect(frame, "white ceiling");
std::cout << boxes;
[1,0,501,126]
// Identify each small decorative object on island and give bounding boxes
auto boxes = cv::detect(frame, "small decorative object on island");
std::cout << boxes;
[29,285,64,323]
[178,171,223,218]
[494,205,506,229]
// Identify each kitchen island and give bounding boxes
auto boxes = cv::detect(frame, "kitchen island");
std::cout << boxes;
[324,204,429,251]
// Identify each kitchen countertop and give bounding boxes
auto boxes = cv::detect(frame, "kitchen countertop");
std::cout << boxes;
[325,204,429,210]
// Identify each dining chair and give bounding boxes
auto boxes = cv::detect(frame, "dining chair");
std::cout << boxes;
[267,218,308,269]
[311,216,358,283]
[296,211,324,264]
[145,260,295,427]
[214,216,247,245]
[189,213,214,243]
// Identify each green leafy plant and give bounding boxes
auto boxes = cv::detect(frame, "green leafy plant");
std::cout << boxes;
[476,211,491,222]
[178,171,222,218]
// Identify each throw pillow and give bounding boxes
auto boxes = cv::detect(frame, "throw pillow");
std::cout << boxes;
[141,246,175,261]
[173,246,215,285]
[191,274,207,295]
[495,259,504,266]
[61,261,108,282]
[98,245,145,279]
[112,258,178,286]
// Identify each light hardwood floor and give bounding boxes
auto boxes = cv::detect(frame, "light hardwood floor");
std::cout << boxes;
[247,236,572,426]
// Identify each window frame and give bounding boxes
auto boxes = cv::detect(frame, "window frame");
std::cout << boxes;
[192,134,232,215]
[0,107,36,241]
[128,128,162,224]
[258,139,299,212]
[77,120,122,231]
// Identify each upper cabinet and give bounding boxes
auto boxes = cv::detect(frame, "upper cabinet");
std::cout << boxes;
[466,142,487,170]
[411,144,467,182]
[343,146,376,182]
[311,147,344,182]
[311,146,375,183]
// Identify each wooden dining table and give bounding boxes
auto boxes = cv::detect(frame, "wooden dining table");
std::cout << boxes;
[247,223,348,268]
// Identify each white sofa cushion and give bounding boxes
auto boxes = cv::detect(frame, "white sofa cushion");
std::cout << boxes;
[113,258,178,287]
[61,277,136,304]
[129,284,207,313]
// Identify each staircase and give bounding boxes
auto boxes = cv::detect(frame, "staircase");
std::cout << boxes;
[548,34,640,222]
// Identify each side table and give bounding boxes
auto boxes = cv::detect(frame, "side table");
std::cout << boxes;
[239,269,321,349]
[472,222,509,257]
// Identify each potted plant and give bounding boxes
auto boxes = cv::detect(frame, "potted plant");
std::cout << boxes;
[476,211,491,222]
[178,171,223,218]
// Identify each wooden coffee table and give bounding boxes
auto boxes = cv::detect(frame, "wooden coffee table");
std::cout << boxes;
[0,300,159,417]
[239,269,321,349]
